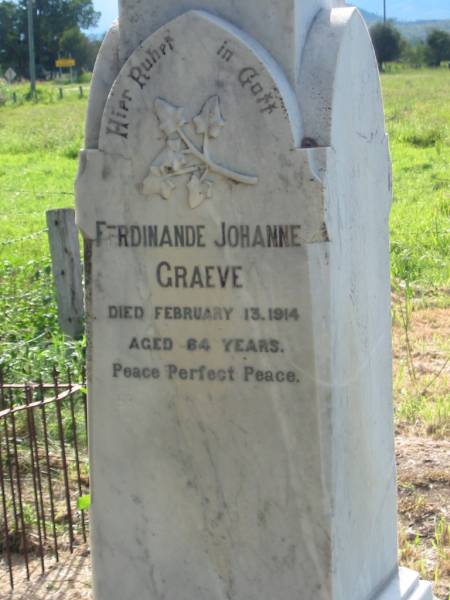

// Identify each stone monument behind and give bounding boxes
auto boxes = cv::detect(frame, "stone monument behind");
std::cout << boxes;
[76,1,435,599]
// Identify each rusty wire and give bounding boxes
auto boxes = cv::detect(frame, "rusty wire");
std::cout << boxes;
[0,369,89,589]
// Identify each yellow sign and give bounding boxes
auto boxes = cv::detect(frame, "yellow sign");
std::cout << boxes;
[56,58,76,68]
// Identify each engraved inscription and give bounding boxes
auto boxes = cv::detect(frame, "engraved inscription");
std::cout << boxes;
[106,89,132,139]
[95,16,308,392]
[217,40,234,62]
[97,218,304,386]
[238,67,278,114]
[128,34,175,89]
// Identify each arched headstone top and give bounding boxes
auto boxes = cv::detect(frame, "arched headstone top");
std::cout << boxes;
[118,0,345,86]
[299,7,385,148]
[99,10,303,159]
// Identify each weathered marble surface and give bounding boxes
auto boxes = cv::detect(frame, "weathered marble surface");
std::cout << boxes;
[84,20,120,150]
[118,0,347,85]
[77,3,435,600]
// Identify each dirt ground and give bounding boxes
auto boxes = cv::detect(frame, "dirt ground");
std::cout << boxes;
[0,546,92,599]
[0,305,449,599]
[397,436,450,600]
[393,304,450,438]
[1,434,448,600]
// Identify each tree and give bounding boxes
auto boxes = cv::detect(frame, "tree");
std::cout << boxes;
[401,41,427,68]
[426,29,450,67]
[0,1,27,74]
[26,0,100,73]
[0,0,100,75]
[59,26,99,71]
[370,22,403,71]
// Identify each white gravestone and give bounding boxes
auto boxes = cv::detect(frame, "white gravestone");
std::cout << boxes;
[76,2,435,600]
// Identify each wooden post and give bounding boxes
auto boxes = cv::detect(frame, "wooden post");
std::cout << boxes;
[46,209,84,339]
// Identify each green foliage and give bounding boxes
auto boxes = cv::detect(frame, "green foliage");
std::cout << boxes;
[0,87,86,380]
[359,9,450,43]
[77,495,91,511]
[0,1,28,75]
[0,78,9,105]
[77,71,92,84]
[59,26,100,72]
[396,392,450,439]
[0,80,89,106]
[426,29,450,67]
[401,41,428,68]
[0,259,85,382]
[370,22,403,69]
[0,0,100,74]
[0,83,86,146]
[383,68,450,292]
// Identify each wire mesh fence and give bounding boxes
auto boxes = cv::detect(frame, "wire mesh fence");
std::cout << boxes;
[0,368,89,589]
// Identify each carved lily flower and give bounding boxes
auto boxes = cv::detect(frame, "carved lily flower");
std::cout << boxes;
[193,96,225,139]
[154,98,187,136]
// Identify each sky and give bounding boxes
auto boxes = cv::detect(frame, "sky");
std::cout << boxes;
[91,1,450,34]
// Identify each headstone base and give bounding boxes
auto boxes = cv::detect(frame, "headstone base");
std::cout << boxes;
[376,568,435,600]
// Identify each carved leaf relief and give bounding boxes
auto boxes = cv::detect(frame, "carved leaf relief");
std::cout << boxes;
[193,96,225,139]
[141,96,258,209]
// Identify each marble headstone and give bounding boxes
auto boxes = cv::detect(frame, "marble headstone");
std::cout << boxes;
[76,1,435,599]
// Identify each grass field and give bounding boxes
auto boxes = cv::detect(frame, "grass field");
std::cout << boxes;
[385,69,450,294]
[0,69,449,597]
[0,85,86,380]
[1,70,448,380]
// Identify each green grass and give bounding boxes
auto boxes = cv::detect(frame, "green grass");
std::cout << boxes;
[383,68,450,294]
[0,85,86,381]
[0,72,449,599]
[0,71,449,380]
[0,90,86,262]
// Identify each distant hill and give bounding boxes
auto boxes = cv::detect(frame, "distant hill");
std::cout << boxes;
[359,9,380,25]
[396,20,450,42]
[357,7,450,42]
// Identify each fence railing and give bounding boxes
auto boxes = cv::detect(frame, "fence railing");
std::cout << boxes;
[0,369,89,589]
[0,85,88,105]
